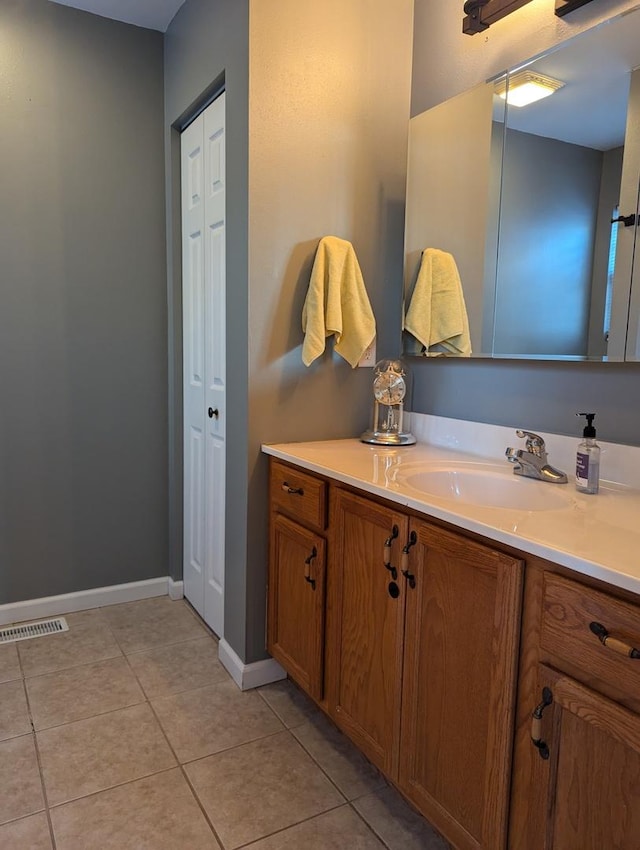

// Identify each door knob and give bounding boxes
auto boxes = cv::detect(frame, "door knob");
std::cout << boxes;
[208,407,219,419]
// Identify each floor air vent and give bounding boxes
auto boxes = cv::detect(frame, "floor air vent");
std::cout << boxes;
[0,617,69,644]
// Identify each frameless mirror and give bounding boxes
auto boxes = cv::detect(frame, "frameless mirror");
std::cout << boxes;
[403,5,640,361]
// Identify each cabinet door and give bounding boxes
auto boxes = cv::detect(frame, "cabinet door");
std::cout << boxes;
[526,664,640,850]
[267,514,326,701]
[328,489,409,776]
[399,519,523,850]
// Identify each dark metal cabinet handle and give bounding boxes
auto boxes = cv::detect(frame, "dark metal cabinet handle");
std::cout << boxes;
[208,407,219,419]
[304,547,317,590]
[531,687,553,760]
[589,621,640,659]
[281,482,304,496]
[401,531,417,589]
[383,525,399,580]
[611,213,637,227]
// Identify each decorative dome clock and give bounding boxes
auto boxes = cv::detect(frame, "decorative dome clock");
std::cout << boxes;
[361,359,416,446]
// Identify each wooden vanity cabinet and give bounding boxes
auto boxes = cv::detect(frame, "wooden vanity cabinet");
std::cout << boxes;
[509,567,640,850]
[398,517,523,850]
[327,488,523,850]
[326,489,409,777]
[267,460,328,702]
[525,665,640,849]
[267,456,640,850]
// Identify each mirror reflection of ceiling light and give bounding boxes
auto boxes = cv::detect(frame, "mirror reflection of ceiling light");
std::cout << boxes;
[495,71,565,107]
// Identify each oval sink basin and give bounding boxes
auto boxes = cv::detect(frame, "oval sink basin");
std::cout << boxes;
[398,463,571,512]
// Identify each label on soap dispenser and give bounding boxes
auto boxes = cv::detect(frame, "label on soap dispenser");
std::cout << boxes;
[576,452,589,484]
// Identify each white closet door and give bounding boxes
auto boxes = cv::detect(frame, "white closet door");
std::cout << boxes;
[181,93,226,636]
[203,94,226,633]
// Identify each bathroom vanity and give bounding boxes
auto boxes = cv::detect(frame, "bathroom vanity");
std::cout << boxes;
[263,433,640,850]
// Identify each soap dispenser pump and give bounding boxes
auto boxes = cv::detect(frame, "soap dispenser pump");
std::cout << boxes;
[576,412,600,494]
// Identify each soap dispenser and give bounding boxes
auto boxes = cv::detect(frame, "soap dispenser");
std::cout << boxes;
[576,413,600,494]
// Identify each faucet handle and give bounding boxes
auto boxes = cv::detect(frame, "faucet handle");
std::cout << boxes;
[515,430,546,455]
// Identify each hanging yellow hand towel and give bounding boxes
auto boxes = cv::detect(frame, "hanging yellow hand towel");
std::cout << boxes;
[404,248,472,357]
[301,236,376,368]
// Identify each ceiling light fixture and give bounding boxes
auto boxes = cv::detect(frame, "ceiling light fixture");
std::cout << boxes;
[495,71,565,107]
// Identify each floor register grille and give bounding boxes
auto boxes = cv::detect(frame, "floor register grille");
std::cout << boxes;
[0,617,69,644]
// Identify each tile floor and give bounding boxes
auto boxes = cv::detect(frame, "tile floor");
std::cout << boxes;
[0,597,450,849]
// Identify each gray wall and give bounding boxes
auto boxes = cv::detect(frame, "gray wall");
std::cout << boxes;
[0,1,167,604]
[495,130,602,356]
[410,0,640,446]
[403,84,495,356]
[164,0,413,663]
[246,0,413,662]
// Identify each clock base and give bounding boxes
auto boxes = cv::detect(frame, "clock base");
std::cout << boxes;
[360,429,416,446]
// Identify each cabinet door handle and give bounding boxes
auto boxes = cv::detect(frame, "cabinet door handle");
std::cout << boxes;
[531,687,553,760]
[304,546,317,589]
[281,482,304,496]
[383,525,399,580]
[401,531,417,589]
[589,621,640,659]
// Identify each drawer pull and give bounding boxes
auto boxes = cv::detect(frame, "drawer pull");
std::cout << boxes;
[401,531,417,589]
[281,482,304,496]
[383,525,399,580]
[531,686,553,760]
[304,546,317,590]
[589,621,640,659]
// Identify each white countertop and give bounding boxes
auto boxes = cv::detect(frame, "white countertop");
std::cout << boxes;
[263,437,640,598]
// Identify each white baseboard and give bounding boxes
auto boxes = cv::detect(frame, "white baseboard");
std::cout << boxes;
[218,638,287,691]
[0,577,171,627]
[168,578,184,600]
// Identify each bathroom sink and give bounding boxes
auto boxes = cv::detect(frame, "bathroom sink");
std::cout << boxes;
[397,462,571,512]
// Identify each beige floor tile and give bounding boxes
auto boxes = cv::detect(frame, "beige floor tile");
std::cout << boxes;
[0,680,31,741]
[37,703,176,805]
[292,714,386,800]
[50,769,221,850]
[0,812,53,849]
[258,677,323,728]
[127,636,228,698]
[250,805,386,849]
[353,786,451,849]
[102,597,207,654]
[0,735,45,825]
[18,610,121,678]
[26,656,145,730]
[0,644,21,683]
[186,731,344,849]
[152,678,284,762]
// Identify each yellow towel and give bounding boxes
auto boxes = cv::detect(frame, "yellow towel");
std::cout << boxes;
[301,236,376,368]
[404,248,472,357]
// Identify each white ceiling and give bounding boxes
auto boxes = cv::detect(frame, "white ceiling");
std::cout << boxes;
[503,7,640,151]
[48,0,186,32]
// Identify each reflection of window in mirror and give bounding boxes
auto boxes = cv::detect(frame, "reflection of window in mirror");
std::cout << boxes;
[603,207,619,343]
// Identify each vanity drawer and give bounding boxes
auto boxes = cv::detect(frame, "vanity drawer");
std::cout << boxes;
[270,460,327,531]
[540,573,640,705]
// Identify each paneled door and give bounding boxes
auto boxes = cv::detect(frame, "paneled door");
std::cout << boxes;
[181,93,226,636]
[328,489,409,777]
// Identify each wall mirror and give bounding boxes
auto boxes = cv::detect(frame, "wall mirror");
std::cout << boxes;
[403,5,640,361]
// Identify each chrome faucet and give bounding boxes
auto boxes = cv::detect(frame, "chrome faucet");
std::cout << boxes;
[505,430,568,484]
